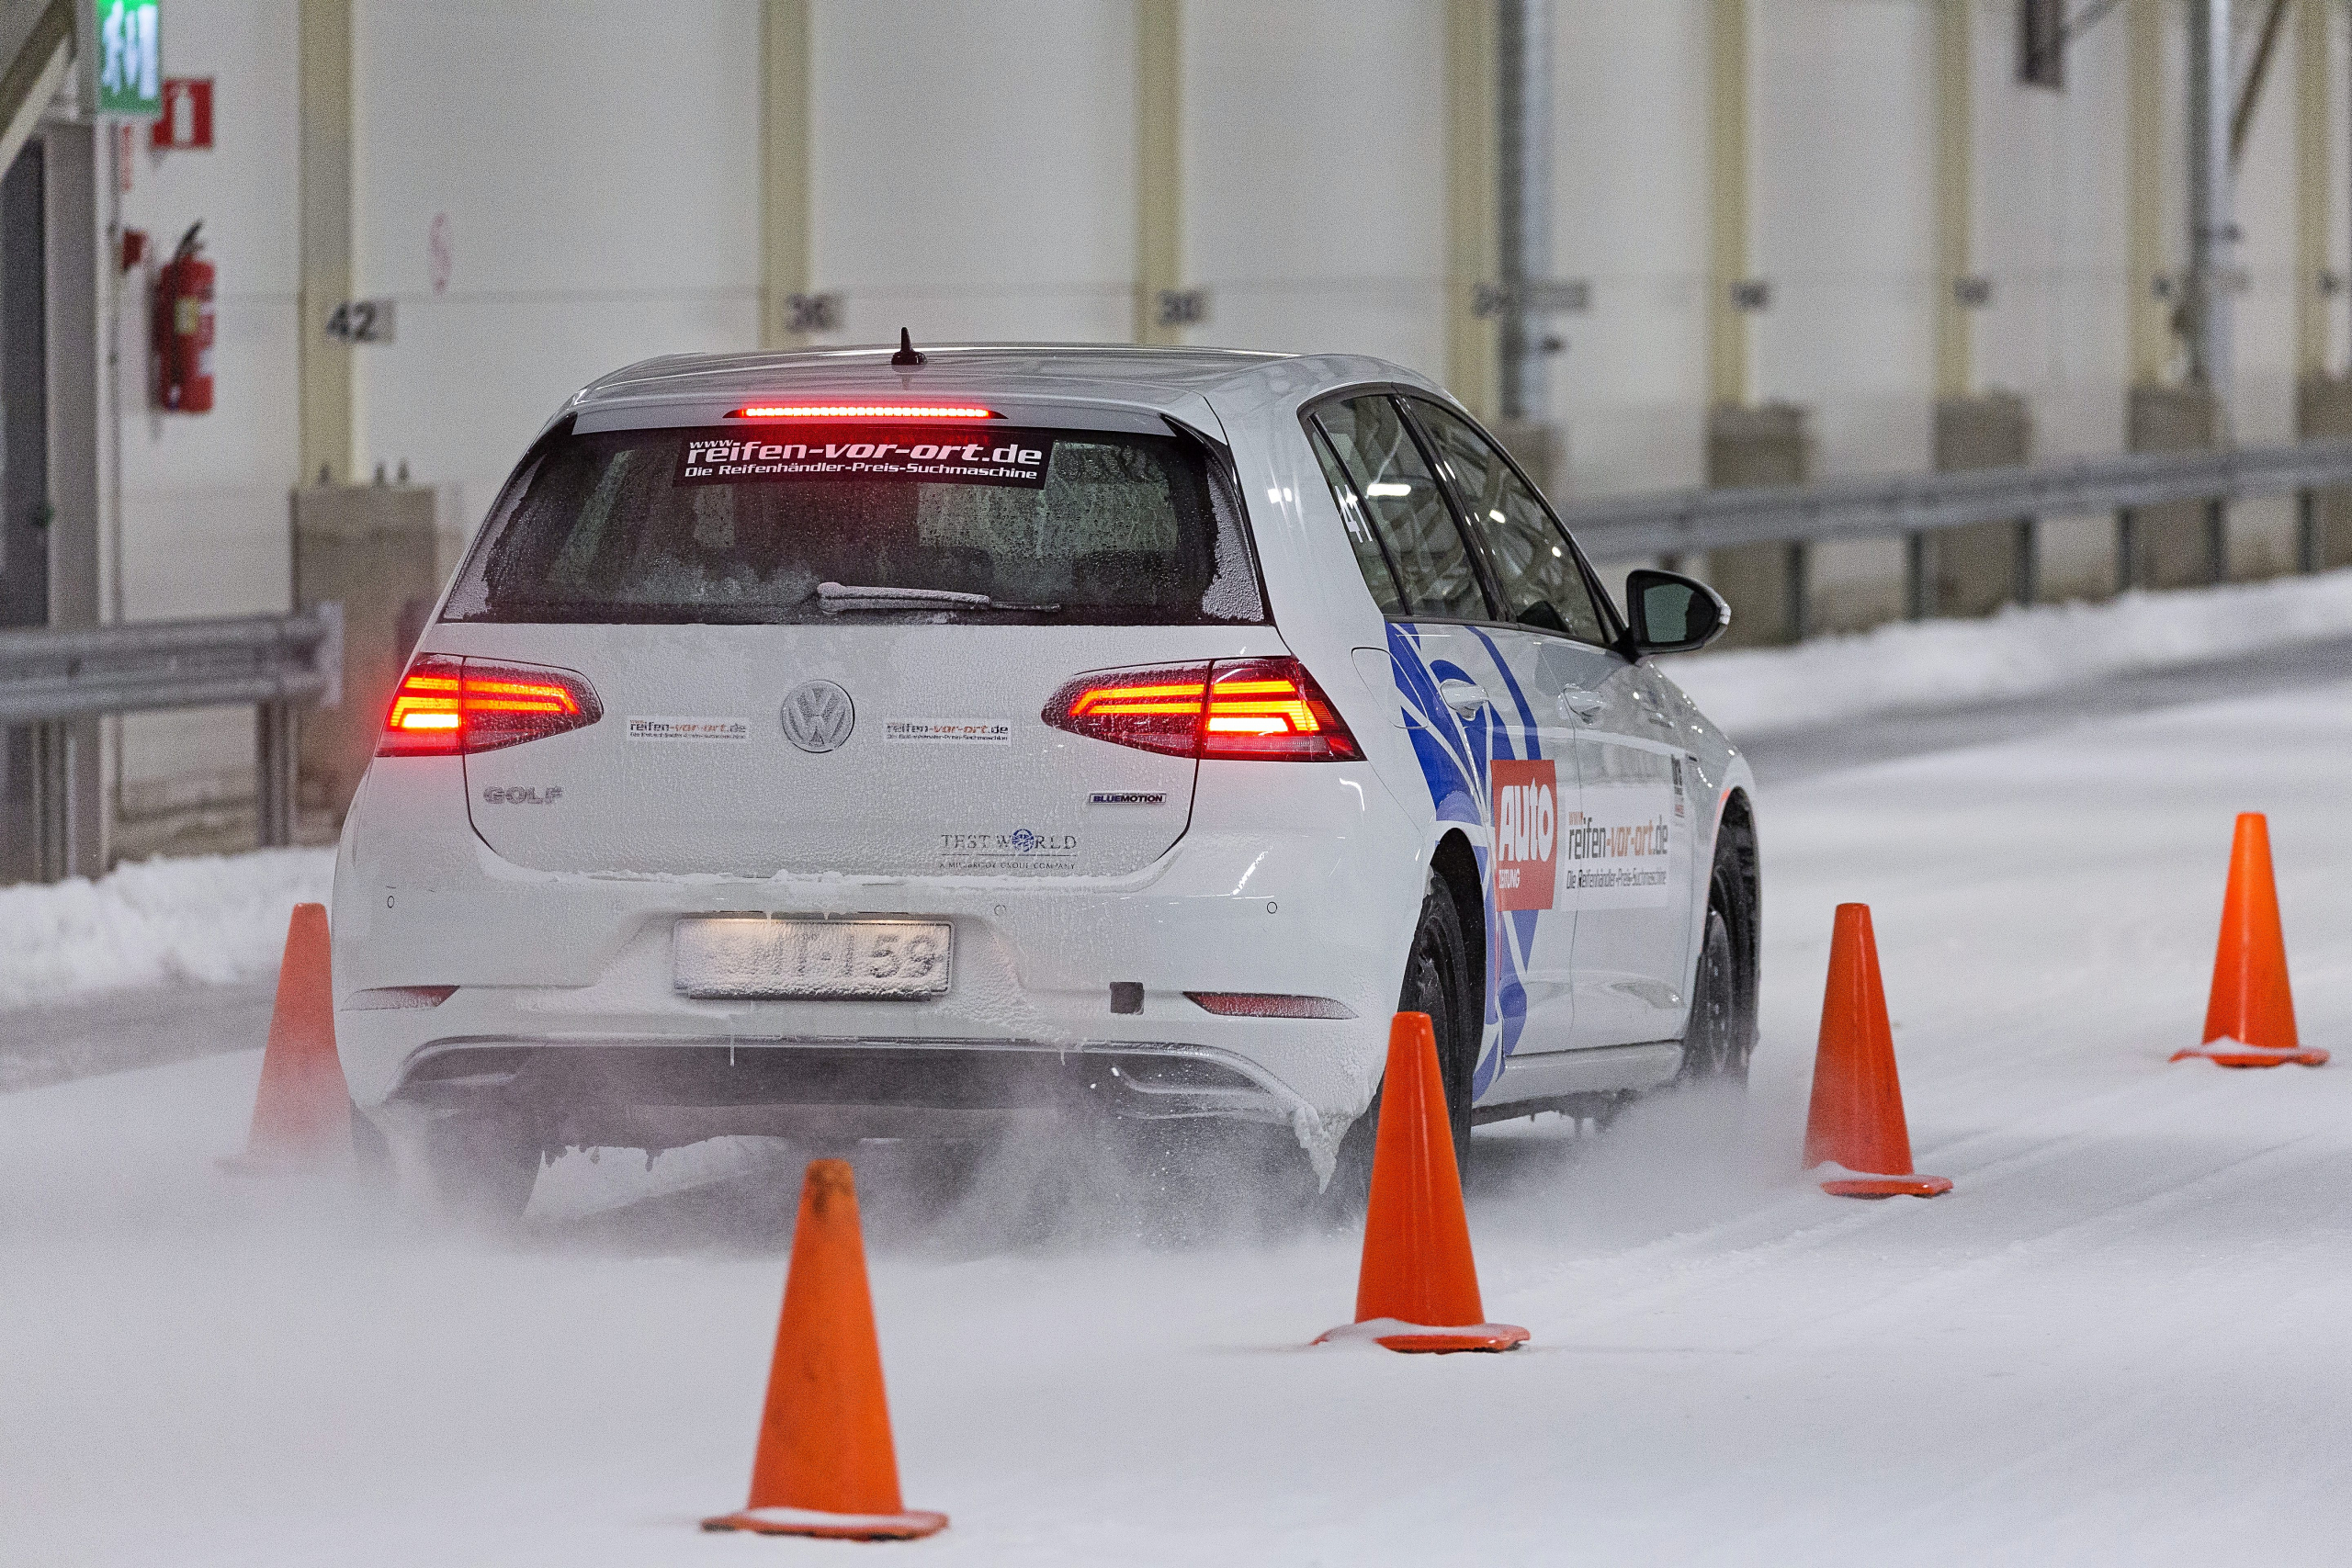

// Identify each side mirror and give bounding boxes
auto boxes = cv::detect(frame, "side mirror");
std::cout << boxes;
[1624,569,1730,656]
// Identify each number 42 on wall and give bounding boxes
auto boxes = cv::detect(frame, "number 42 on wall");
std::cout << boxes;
[323,299,396,345]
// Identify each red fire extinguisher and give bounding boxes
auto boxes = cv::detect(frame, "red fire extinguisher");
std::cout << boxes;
[153,220,214,413]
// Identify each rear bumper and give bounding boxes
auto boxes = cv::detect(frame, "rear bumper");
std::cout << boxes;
[383,1035,1305,1151]
[333,755,1427,1150]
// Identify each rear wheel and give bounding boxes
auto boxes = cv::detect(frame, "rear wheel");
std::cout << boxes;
[1679,819,1758,1086]
[1329,870,1480,1207]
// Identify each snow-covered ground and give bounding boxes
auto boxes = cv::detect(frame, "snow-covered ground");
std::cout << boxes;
[1664,565,2352,737]
[9,669,2352,1564]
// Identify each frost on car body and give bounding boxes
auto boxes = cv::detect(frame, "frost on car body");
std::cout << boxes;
[332,344,1756,1205]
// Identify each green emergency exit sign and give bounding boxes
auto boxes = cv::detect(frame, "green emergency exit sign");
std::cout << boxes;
[91,0,161,118]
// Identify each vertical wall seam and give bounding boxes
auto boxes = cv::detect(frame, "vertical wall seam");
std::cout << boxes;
[1134,0,1182,346]
[1443,0,1498,418]
[296,0,352,486]
[1933,0,1973,400]
[761,0,810,351]
[1708,0,1749,409]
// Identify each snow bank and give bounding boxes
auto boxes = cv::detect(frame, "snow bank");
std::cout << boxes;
[1661,567,2352,738]
[0,848,334,1011]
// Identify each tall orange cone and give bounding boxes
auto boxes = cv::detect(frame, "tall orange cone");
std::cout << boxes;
[2172,814,2327,1068]
[1804,904,1952,1199]
[219,902,352,1173]
[1315,1013,1528,1353]
[702,1160,946,1540]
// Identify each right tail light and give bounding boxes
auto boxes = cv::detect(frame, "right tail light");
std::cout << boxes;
[378,654,603,756]
[1044,656,1362,761]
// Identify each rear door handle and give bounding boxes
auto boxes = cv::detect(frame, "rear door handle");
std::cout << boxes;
[1439,679,1490,716]
[1561,690,1607,720]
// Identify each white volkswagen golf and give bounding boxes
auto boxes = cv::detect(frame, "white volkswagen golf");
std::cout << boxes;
[332,342,1758,1214]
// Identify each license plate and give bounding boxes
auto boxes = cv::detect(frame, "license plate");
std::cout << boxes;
[673,918,953,1000]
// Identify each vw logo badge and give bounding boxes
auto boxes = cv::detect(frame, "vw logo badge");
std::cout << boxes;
[780,679,855,752]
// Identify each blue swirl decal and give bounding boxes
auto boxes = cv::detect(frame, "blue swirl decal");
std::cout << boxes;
[1384,623,1546,1100]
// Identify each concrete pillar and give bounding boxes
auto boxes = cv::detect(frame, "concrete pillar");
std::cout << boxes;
[2294,0,2330,378]
[1700,0,1809,645]
[2292,0,2350,572]
[1706,0,1749,410]
[1133,0,1184,346]
[1443,0,1499,422]
[1705,403,1811,648]
[2124,384,2224,588]
[2298,376,2352,570]
[1927,392,2035,615]
[1914,1,2031,619]
[292,483,438,822]
[298,0,353,486]
[760,0,811,350]
[1932,0,1972,403]
[2126,0,2169,389]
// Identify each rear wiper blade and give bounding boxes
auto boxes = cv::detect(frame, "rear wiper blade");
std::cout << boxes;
[817,581,1060,614]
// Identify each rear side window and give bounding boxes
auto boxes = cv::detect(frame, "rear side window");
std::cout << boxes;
[1405,398,1611,645]
[442,423,1265,626]
[1309,396,1489,620]
[1306,424,1406,615]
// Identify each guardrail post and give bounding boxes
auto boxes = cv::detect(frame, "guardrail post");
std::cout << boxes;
[2297,489,2318,572]
[1903,533,1929,620]
[32,721,65,881]
[2202,497,2226,584]
[1785,541,1809,639]
[255,700,297,849]
[2116,507,2138,592]
[2014,517,2039,605]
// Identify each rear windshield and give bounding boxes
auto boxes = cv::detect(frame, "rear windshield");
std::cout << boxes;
[442,423,1266,626]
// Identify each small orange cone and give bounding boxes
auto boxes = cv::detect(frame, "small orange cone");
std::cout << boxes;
[1804,904,1952,1199]
[702,1160,946,1540]
[1315,1013,1528,1353]
[219,903,352,1173]
[2172,814,2327,1068]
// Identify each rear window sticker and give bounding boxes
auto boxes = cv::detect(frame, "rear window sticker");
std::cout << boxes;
[675,428,1056,490]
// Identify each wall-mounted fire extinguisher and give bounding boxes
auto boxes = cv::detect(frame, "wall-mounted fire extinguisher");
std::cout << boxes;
[152,220,213,413]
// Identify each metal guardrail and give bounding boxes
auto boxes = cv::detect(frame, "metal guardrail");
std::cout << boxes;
[0,605,342,871]
[1555,435,2352,559]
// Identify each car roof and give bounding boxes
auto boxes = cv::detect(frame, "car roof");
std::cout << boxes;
[567,343,1436,423]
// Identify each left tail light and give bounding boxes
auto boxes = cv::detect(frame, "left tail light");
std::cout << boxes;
[1044,656,1363,761]
[378,654,604,757]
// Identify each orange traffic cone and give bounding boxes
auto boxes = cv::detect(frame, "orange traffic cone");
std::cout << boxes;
[1804,904,1952,1199]
[1315,1012,1529,1353]
[219,902,352,1173]
[2171,814,2327,1068]
[702,1160,946,1540]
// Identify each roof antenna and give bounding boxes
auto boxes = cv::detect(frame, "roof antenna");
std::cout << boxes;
[890,327,926,367]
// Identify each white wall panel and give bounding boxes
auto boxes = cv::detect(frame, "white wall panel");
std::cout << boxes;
[1182,0,1445,373]
[809,0,1134,346]
[1972,0,2133,462]
[1551,0,1710,496]
[352,0,763,513]
[1750,0,1937,479]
